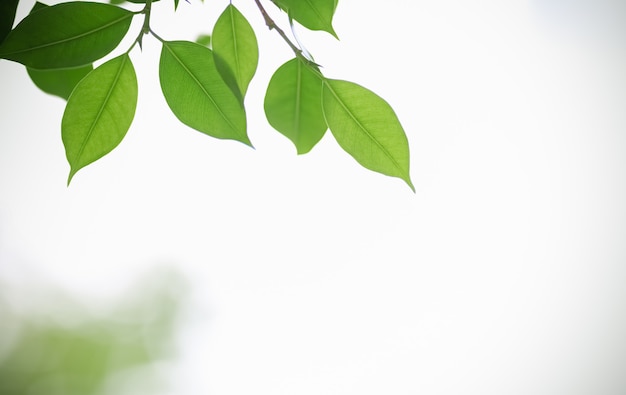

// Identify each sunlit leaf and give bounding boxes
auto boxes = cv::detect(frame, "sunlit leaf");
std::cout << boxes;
[28,65,93,100]
[212,4,258,101]
[62,54,137,184]
[0,2,134,69]
[322,79,414,191]
[264,58,327,154]
[272,0,337,38]
[0,0,19,43]
[159,41,250,146]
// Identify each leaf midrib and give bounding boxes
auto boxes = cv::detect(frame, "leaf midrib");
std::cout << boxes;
[74,55,127,167]
[302,0,331,30]
[2,12,133,56]
[227,6,243,94]
[294,60,302,143]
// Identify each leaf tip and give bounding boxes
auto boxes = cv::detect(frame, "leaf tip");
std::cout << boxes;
[67,169,77,186]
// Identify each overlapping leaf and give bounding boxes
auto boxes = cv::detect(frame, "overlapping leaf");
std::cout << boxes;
[0,2,134,69]
[0,0,19,44]
[264,58,327,154]
[212,4,258,101]
[28,65,93,100]
[322,79,414,190]
[62,54,138,184]
[159,41,250,145]
[24,2,92,101]
[272,0,337,38]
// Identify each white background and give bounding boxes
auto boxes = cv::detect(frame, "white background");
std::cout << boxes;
[1,0,625,394]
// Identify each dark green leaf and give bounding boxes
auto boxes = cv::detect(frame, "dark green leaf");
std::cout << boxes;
[0,2,134,69]
[28,65,93,100]
[24,1,93,101]
[0,0,19,43]
[159,41,250,146]
[264,58,327,154]
[174,0,180,10]
[62,54,138,184]
[30,2,49,13]
[272,0,337,38]
[212,4,258,101]
[322,79,414,191]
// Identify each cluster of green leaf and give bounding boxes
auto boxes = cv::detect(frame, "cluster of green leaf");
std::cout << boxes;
[0,0,413,190]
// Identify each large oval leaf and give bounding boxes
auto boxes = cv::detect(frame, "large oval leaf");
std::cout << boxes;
[62,54,137,184]
[159,40,250,146]
[0,2,134,69]
[272,0,337,38]
[212,4,258,101]
[264,58,327,154]
[28,65,93,100]
[322,79,414,191]
[0,0,19,44]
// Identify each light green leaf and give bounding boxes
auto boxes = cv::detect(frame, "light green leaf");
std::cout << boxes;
[0,2,134,69]
[159,41,250,146]
[264,58,327,154]
[28,65,93,100]
[212,4,258,101]
[195,34,211,47]
[62,54,137,184]
[322,79,414,191]
[0,0,19,43]
[272,0,337,38]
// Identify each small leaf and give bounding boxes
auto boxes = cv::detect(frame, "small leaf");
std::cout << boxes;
[28,65,93,100]
[0,2,134,69]
[195,34,211,47]
[0,0,19,43]
[272,0,337,38]
[62,54,138,184]
[159,41,250,146]
[264,58,327,154]
[212,4,258,101]
[322,79,414,191]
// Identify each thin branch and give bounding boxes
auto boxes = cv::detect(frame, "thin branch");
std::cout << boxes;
[253,0,303,57]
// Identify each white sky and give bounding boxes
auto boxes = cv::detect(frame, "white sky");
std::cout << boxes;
[1,0,625,394]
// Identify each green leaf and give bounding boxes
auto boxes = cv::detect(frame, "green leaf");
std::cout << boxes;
[30,1,49,13]
[322,79,414,191]
[62,54,138,184]
[159,41,250,146]
[264,58,327,154]
[28,65,93,100]
[0,0,19,43]
[0,2,134,69]
[174,0,180,10]
[212,4,258,100]
[24,1,93,101]
[195,34,211,47]
[272,0,337,38]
